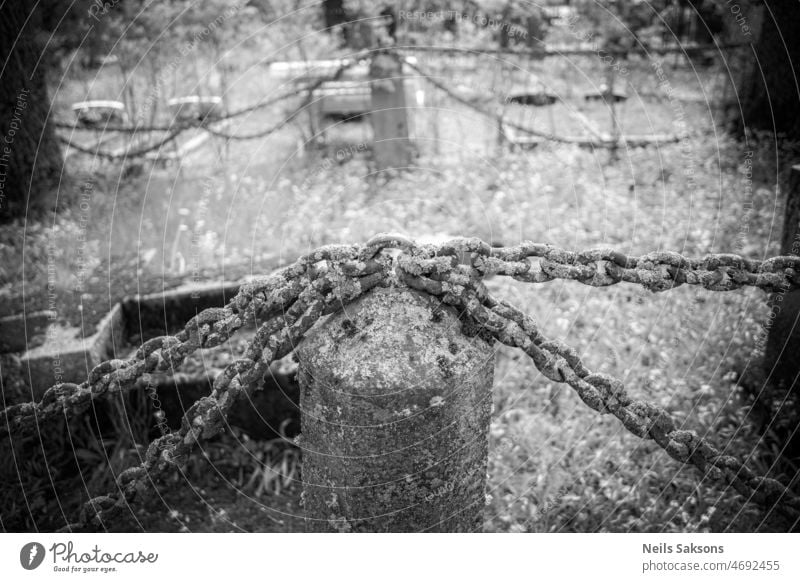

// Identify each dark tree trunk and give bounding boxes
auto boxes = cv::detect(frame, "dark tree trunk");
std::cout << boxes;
[379,6,397,41]
[499,6,512,49]
[764,166,800,396]
[762,165,800,465]
[733,1,800,139]
[0,1,62,222]
[323,0,348,30]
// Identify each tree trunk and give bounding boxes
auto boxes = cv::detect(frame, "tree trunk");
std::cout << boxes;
[499,6,512,49]
[733,1,800,139]
[0,1,63,222]
[764,165,800,396]
[323,0,348,30]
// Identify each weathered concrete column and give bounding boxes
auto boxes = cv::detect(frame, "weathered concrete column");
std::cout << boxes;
[296,284,494,532]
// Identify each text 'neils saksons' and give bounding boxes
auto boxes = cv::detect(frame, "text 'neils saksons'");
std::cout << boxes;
[643,543,724,554]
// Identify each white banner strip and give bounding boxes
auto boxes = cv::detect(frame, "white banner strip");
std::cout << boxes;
[1,533,797,581]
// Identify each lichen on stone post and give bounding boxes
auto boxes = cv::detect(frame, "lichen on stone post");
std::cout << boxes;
[296,284,495,532]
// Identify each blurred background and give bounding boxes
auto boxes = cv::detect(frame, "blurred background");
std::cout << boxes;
[1,0,799,532]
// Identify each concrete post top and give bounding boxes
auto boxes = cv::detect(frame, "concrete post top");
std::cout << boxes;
[297,284,495,400]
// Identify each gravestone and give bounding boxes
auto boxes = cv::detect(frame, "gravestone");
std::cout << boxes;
[369,53,414,171]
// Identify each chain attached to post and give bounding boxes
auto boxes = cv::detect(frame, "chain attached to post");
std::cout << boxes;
[2,234,799,530]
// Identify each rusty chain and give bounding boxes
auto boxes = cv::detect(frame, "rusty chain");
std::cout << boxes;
[56,247,389,532]
[2,234,799,529]
[387,236,800,293]
[0,244,382,440]
[396,42,748,59]
[395,237,800,520]
[401,58,580,145]
[201,56,363,142]
[58,53,369,154]
[479,243,800,292]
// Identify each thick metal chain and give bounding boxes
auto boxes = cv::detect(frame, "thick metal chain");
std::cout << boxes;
[395,239,800,520]
[57,249,389,532]
[391,236,800,292]
[3,234,799,529]
[479,243,800,292]
[0,244,380,440]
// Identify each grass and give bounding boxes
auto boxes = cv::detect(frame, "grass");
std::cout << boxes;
[1,42,799,532]
[484,280,783,532]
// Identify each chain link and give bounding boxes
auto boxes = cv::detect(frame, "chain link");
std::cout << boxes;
[2,234,798,529]
[57,251,389,532]
[396,240,800,520]
[1,244,390,441]
[476,242,800,292]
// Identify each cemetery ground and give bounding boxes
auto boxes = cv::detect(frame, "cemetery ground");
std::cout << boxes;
[2,52,798,532]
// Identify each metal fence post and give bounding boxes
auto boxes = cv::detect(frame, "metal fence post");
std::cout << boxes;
[296,284,495,532]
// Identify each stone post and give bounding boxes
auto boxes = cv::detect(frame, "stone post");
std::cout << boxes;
[296,284,494,532]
